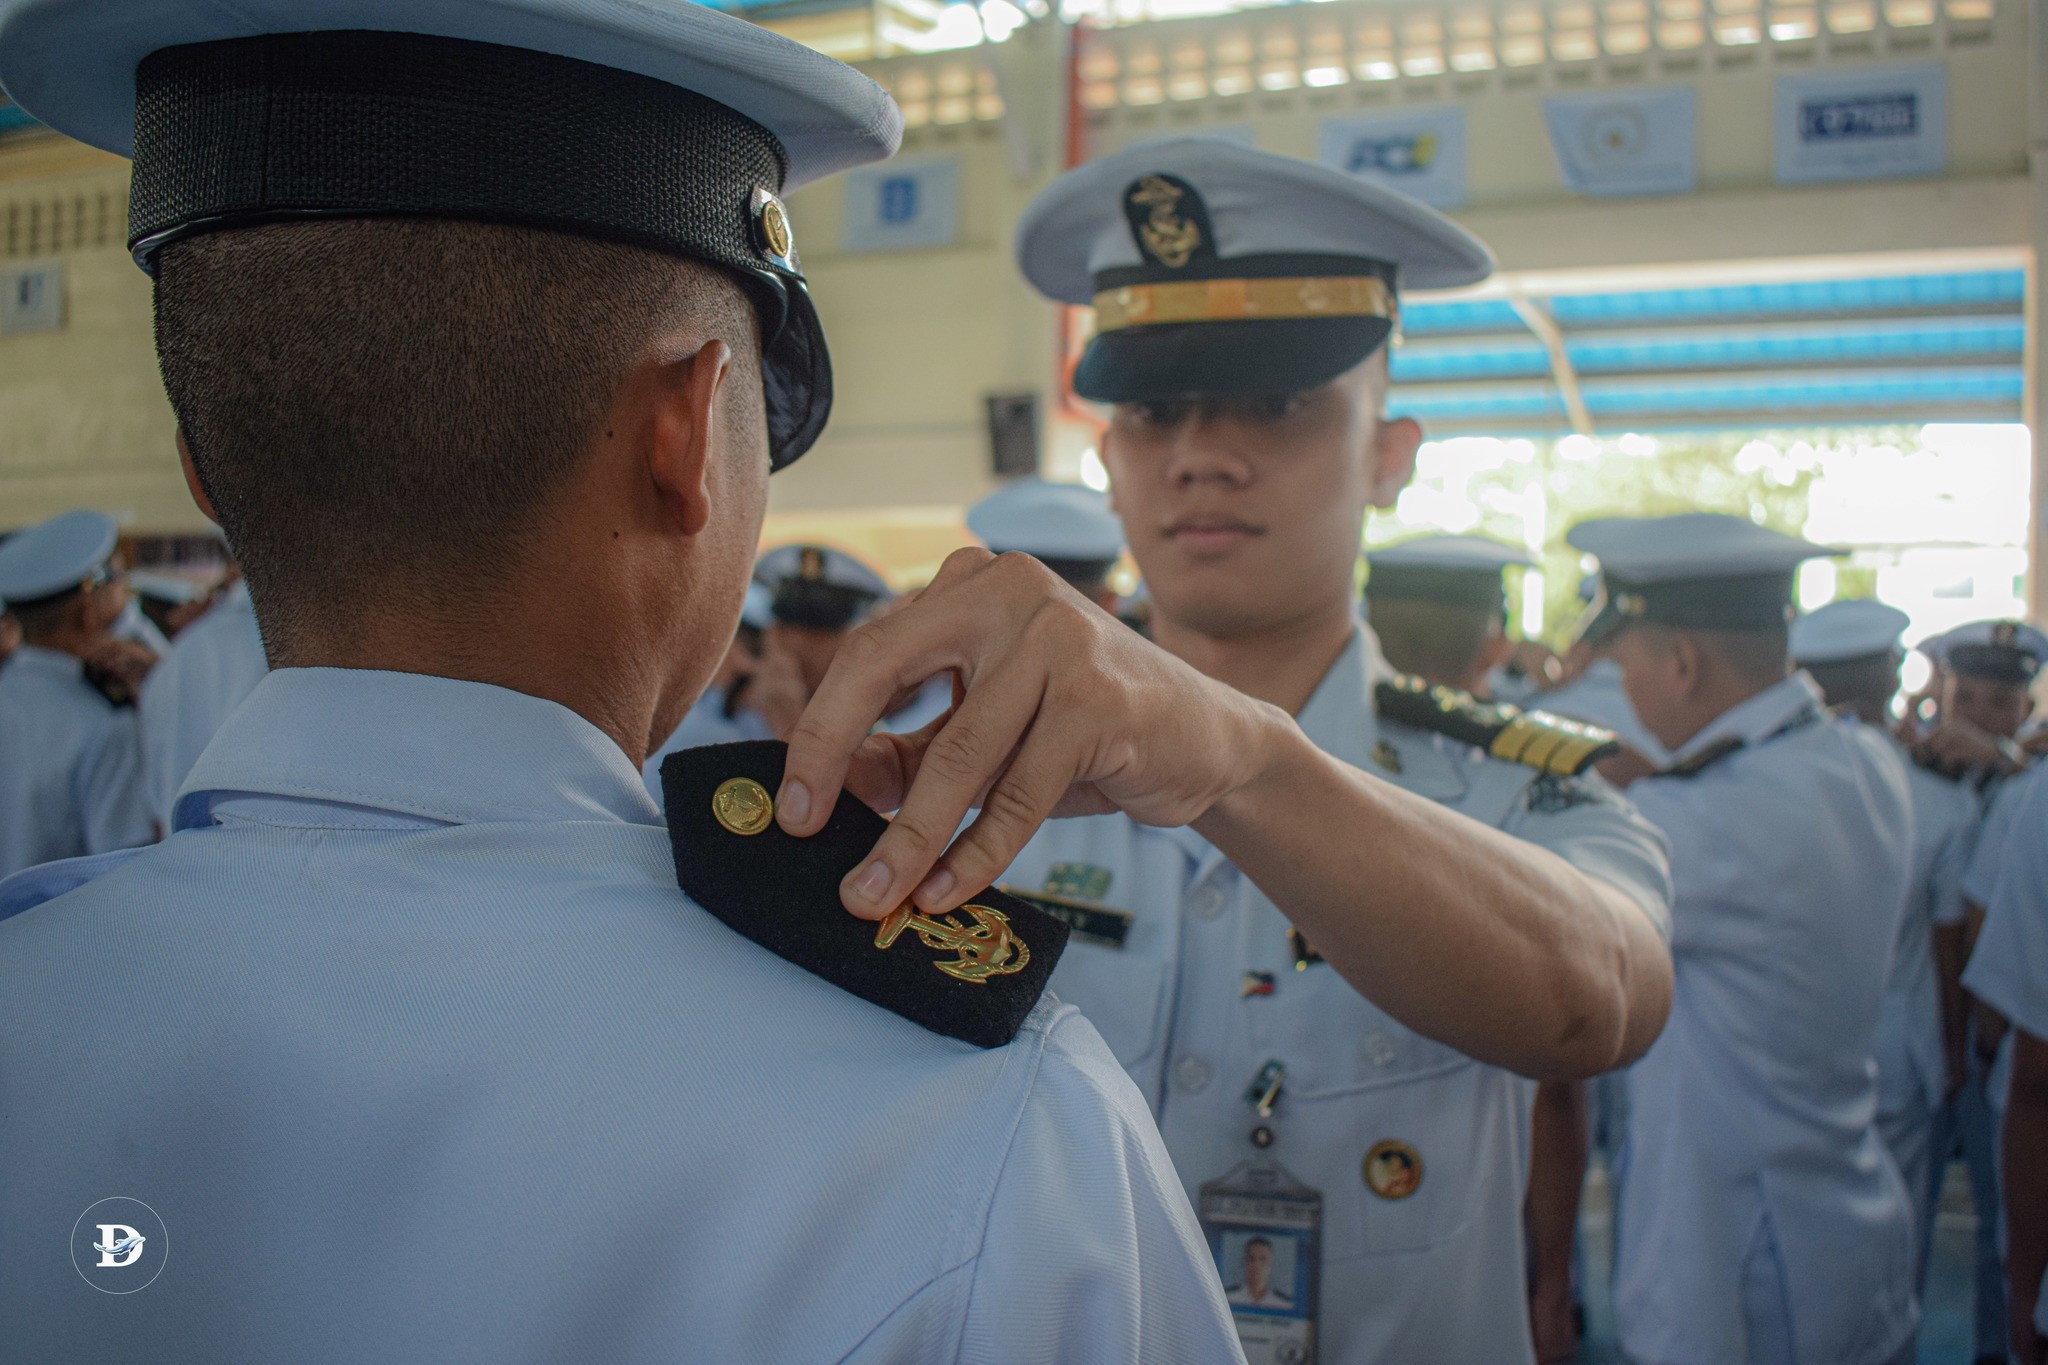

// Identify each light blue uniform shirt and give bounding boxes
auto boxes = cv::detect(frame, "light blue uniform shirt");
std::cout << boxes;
[0,668,1244,1365]
[1962,762,2043,911]
[639,683,770,808]
[997,630,1673,1365]
[1616,674,1919,1365]
[1869,735,1977,1175]
[0,643,155,878]
[137,581,268,826]
[1962,767,2048,1339]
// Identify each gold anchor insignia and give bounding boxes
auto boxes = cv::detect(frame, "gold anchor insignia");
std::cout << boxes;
[874,902,1031,984]
[1128,174,1202,269]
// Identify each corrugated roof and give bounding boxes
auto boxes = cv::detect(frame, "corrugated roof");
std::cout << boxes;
[1391,268,2026,434]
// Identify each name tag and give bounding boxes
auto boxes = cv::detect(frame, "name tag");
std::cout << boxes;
[997,885,1134,949]
[1201,1158,1322,1365]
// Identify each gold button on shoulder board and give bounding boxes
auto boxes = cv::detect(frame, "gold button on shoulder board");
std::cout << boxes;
[1363,1139,1423,1200]
[712,777,774,836]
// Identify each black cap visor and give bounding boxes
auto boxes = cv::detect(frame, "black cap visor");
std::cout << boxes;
[1072,316,1395,405]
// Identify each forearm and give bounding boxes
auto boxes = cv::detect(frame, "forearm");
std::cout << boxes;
[1195,719,1673,1080]
[1526,1081,1590,1288]
[2004,1034,2048,1354]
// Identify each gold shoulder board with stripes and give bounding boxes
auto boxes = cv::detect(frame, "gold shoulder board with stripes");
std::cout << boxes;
[1373,675,1621,778]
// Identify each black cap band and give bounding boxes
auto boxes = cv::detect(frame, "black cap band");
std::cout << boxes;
[1076,253,1400,404]
[1946,643,2040,685]
[129,30,832,467]
[1365,565,1508,613]
[1583,570,1796,645]
[772,580,881,632]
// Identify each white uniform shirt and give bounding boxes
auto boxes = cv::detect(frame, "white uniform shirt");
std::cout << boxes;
[0,668,1245,1364]
[1538,656,1672,768]
[1877,731,1979,1117]
[0,643,155,878]
[136,582,268,826]
[1616,673,1919,1365]
[1001,630,1673,1365]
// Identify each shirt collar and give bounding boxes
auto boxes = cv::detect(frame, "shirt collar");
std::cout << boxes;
[1295,626,1389,774]
[173,667,662,833]
[1671,670,1824,764]
[5,643,85,683]
[1150,627,1387,867]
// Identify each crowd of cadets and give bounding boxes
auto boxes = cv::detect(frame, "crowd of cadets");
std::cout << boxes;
[0,4,2042,1360]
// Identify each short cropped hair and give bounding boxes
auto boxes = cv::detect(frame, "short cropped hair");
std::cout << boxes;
[1365,597,1500,687]
[1801,652,1901,716]
[154,218,760,654]
[1692,623,1792,687]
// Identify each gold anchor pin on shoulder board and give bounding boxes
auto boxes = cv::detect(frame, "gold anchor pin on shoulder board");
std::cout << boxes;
[874,902,1031,982]
[663,739,1071,1049]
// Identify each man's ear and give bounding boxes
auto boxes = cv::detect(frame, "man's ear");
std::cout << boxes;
[1369,415,1422,508]
[176,430,220,527]
[1669,631,1707,696]
[645,338,734,538]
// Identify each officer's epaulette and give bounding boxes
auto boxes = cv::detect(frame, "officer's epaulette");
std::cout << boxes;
[662,740,1069,1049]
[1373,674,1621,777]
[1657,735,1746,779]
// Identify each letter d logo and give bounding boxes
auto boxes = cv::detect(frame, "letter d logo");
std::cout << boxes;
[96,1224,145,1266]
[72,1198,168,1293]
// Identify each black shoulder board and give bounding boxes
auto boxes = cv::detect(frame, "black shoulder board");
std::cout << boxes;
[662,740,1069,1049]
[1373,674,1621,777]
[1658,735,1746,779]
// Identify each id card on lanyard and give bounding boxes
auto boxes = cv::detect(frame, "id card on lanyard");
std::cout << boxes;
[1200,1158,1321,1365]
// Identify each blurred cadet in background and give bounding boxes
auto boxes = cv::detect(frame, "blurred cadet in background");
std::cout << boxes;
[0,509,156,878]
[968,476,1127,614]
[1569,513,1919,1365]
[1541,567,1672,770]
[128,569,217,641]
[1938,619,2048,1365]
[1793,598,1979,1316]
[138,570,268,828]
[1362,534,1529,696]
[746,542,892,739]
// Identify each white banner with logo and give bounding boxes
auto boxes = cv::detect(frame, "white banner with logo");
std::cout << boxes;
[1774,63,1946,185]
[1543,87,1696,198]
[840,155,960,254]
[1317,108,1467,210]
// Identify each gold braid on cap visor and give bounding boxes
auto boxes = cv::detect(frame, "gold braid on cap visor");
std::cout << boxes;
[1091,276,1400,335]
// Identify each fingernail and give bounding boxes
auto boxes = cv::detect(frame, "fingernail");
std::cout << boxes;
[777,780,810,829]
[849,859,893,907]
[915,868,956,909]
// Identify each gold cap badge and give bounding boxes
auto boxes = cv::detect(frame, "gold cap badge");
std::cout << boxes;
[752,187,796,270]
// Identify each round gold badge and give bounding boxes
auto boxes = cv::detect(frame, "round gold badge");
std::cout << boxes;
[712,777,774,836]
[754,190,794,263]
[1363,1139,1423,1200]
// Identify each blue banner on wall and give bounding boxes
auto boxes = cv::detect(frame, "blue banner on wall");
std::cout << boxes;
[841,155,960,254]
[1317,108,1467,210]
[1774,63,1946,185]
[1543,88,1696,199]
